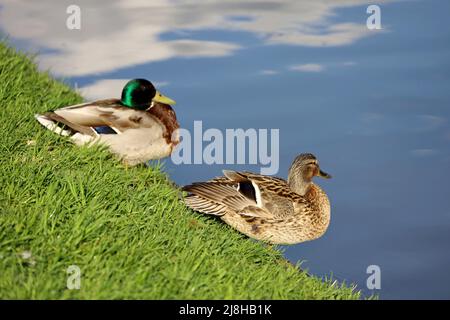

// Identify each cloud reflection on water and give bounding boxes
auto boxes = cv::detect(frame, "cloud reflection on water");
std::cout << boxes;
[0,0,390,76]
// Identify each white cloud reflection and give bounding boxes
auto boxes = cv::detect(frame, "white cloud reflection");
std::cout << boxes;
[417,115,447,131]
[289,63,325,72]
[259,69,279,75]
[0,0,391,77]
[411,149,438,157]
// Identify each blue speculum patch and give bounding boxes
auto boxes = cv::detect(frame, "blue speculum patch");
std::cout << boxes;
[94,126,117,134]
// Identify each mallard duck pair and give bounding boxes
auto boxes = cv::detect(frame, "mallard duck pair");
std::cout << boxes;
[36,80,332,245]
[35,79,179,166]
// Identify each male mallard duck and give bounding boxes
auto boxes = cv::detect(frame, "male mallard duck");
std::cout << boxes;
[182,153,332,244]
[35,79,179,166]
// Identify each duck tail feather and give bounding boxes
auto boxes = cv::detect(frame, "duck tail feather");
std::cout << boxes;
[34,113,72,137]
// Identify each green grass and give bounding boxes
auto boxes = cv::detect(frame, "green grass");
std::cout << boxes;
[0,41,360,299]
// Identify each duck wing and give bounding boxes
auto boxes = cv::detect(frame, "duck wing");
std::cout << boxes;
[53,99,154,132]
[182,176,273,219]
[221,170,306,219]
[183,170,304,220]
[40,112,97,136]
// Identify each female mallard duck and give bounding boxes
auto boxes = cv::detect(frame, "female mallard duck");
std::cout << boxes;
[35,79,179,166]
[182,153,332,244]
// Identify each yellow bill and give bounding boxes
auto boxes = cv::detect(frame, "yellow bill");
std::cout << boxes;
[153,91,176,105]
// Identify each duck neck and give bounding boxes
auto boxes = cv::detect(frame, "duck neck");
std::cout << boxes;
[287,174,311,196]
[147,102,180,144]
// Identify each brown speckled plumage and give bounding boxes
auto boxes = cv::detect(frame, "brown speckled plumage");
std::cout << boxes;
[182,153,332,244]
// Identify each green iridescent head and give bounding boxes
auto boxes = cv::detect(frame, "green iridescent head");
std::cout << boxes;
[120,79,176,110]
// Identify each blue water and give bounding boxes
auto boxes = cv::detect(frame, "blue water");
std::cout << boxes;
[1,0,449,299]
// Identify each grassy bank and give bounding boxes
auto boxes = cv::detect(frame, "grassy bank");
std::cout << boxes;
[0,41,360,299]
